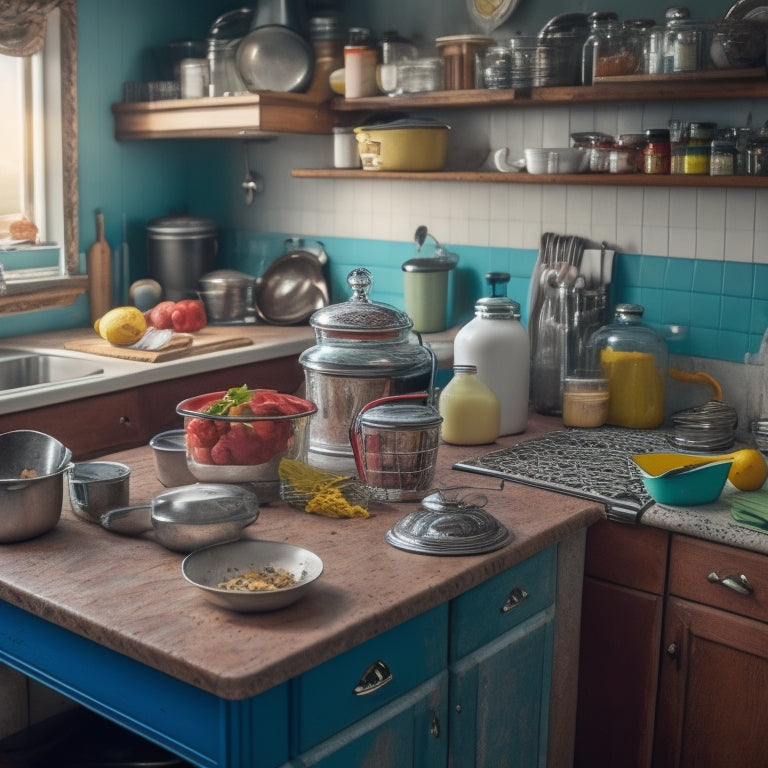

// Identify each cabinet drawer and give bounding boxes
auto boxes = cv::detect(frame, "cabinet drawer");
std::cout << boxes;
[669,535,768,623]
[291,603,448,754]
[449,546,556,661]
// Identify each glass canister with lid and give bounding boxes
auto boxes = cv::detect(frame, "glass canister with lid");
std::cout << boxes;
[586,303,669,429]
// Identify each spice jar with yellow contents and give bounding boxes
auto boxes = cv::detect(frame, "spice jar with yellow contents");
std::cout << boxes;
[586,304,668,429]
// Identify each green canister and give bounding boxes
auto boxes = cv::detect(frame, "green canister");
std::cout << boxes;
[402,249,458,333]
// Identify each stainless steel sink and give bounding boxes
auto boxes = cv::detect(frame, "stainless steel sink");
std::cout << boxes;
[0,349,103,392]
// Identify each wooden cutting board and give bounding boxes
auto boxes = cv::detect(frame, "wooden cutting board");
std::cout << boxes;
[64,327,253,363]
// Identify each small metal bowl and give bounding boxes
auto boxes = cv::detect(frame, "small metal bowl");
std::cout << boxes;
[149,429,197,487]
[182,539,323,612]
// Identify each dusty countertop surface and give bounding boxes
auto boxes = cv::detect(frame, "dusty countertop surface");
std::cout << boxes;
[0,419,601,701]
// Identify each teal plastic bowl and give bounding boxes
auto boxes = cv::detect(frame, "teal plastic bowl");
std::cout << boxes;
[631,457,733,506]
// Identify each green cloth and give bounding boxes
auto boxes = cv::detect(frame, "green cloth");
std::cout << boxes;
[731,489,768,533]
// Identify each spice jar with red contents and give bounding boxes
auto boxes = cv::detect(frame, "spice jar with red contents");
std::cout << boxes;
[581,11,619,85]
[643,128,671,174]
[571,131,615,172]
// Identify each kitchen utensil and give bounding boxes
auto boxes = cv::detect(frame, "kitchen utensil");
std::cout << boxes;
[354,118,451,172]
[0,430,72,542]
[236,25,313,93]
[253,248,329,325]
[385,487,513,555]
[630,454,732,506]
[149,429,197,487]
[67,460,130,524]
[350,392,443,502]
[299,268,438,473]
[146,215,218,301]
[198,269,257,324]
[176,389,316,502]
[241,145,262,205]
[86,209,112,323]
[100,483,259,553]
[182,539,323,612]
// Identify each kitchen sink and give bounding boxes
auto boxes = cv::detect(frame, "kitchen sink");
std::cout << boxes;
[0,349,103,392]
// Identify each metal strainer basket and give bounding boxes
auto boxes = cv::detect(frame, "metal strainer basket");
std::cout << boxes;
[350,393,443,502]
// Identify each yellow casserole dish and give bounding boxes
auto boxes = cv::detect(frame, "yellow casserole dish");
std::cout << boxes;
[354,118,451,171]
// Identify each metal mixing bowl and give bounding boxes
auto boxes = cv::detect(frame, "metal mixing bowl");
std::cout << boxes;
[0,430,72,542]
[182,539,323,612]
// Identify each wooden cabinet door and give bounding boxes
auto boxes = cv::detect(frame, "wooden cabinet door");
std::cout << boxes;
[283,672,447,768]
[574,576,664,768]
[449,606,555,768]
[653,597,768,768]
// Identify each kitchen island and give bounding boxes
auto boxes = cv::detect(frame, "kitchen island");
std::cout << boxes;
[0,424,602,768]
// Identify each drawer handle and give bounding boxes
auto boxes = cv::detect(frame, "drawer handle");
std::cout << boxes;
[707,571,754,596]
[501,586,529,613]
[353,659,392,696]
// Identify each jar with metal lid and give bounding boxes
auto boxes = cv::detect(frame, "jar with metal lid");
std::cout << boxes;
[643,128,671,174]
[299,268,437,472]
[683,121,717,174]
[438,364,500,446]
[662,7,700,73]
[710,131,737,176]
[581,11,620,85]
[617,133,647,172]
[350,393,443,501]
[482,44,512,89]
[623,18,656,73]
[562,376,610,428]
[453,275,530,435]
[586,303,669,429]
[344,27,378,98]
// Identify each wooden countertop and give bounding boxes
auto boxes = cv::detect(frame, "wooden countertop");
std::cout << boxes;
[0,418,602,701]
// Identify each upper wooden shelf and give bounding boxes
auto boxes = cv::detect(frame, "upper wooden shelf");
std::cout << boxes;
[111,92,344,140]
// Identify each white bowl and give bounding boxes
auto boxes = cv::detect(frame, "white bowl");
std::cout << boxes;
[524,147,587,174]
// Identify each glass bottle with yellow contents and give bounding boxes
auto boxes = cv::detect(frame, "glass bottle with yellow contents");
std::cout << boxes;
[586,304,669,429]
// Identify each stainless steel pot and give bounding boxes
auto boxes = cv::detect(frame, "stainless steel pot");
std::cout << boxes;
[299,268,437,473]
[198,269,257,324]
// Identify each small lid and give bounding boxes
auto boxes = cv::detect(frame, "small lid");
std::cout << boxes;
[614,302,645,321]
[71,461,130,483]
[360,401,443,430]
[402,255,457,273]
[308,268,412,336]
[149,429,186,451]
[354,117,451,133]
[644,128,671,142]
[385,489,513,555]
[474,296,521,319]
[147,215,217,236]
[564,376,609,393]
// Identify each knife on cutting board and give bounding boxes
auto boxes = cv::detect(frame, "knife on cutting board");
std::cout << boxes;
[86,209,113,323]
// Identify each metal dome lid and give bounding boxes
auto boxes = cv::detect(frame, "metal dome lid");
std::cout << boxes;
[308,268,412,338]
[385,488,513,555]
[474,296,521,319]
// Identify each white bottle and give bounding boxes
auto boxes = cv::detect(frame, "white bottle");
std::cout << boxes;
[453,295,530,435]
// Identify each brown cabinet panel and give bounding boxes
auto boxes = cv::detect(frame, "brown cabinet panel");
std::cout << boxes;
[653,596,768,768]
[574,576,664,768]
[584,519,669,594]
[668,535,768,623]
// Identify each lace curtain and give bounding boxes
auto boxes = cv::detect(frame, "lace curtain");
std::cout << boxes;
[0,0,61,56]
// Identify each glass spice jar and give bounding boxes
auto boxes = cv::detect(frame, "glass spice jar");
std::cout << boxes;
[643,128,671,174]
[710,132,737,176]
[562,376,610,428]
[684,121,716,174]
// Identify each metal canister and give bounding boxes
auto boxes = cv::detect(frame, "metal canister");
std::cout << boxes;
[299,268,437,472]
[146,215,218,301]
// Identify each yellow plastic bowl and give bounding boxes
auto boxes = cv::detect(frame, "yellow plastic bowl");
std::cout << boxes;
[354,120,450,171]
[631,453,733,506]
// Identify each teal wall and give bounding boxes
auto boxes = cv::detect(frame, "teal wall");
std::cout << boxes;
[1,0,765,366]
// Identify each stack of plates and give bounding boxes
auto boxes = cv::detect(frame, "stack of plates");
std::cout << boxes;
[750,418,768,454]
[669,400,738,452]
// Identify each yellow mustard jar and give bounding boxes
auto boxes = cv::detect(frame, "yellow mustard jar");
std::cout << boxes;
[587,303,668,429]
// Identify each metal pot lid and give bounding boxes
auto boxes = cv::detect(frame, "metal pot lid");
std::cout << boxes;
[402,256,457,273]
[385,489,513,555]
[360,401,442,430]
[147,215,217,237]
[309,268,412,337]
[199,269,256,287]
[299,342,434,376]
[354,117,451,132]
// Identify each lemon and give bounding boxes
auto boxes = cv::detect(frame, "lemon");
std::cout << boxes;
[329,68,345,96]
[94,306,147,346]
[723,448,768,491]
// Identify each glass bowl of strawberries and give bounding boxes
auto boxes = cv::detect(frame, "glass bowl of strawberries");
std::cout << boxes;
[177,387,317,500]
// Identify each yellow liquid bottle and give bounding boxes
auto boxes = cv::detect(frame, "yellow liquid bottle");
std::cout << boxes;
[438,364,500,445]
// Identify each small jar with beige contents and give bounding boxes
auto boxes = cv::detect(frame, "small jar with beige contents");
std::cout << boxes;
[562,376,610,428]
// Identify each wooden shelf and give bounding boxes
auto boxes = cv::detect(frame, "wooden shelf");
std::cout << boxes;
[111,92,345,140]
[331,76,768,112]
[291,168,768,187]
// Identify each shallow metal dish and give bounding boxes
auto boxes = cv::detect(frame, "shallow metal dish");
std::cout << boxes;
[182,539,323,612]
[235,24,313,93]
[254,250,329,325]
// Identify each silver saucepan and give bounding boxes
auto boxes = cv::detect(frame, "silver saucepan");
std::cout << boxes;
[100,483,259,552]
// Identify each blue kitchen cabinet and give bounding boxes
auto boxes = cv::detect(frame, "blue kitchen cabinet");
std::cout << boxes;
[285,547,557,768]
